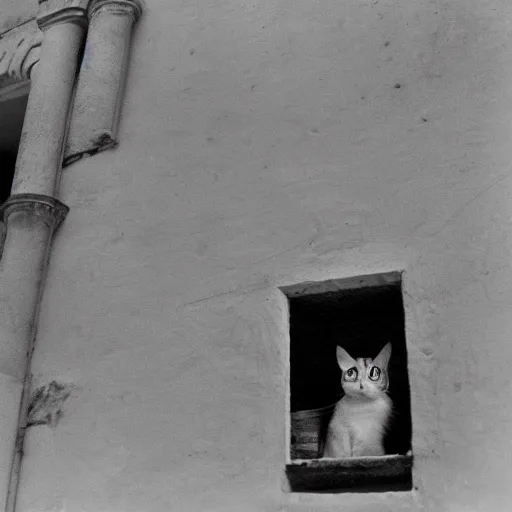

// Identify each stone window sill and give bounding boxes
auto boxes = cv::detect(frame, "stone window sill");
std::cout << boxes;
[286,453,413,493]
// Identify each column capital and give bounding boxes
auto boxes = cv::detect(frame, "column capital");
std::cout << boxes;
[0,194,70,231]
[0,20,42,91]
[89,0,145,22]
[37,0,89,31]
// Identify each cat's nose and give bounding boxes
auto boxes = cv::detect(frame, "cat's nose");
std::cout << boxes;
[359,381,363,390]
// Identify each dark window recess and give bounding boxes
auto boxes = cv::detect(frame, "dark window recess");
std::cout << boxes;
[282,271,413,493]
[0,93,29,204]
[0,151,16,204]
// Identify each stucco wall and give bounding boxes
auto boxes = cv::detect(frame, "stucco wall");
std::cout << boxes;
[13,0,512,510]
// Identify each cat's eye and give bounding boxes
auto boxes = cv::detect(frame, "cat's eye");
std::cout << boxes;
[344,367,358,382]
[369,366,381,381]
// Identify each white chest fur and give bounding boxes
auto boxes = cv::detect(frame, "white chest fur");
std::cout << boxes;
[324,395,392,458]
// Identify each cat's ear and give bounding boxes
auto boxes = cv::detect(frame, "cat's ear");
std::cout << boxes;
[336,346,357,370]
[373,342,392,370]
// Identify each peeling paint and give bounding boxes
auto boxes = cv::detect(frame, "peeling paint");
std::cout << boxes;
[26,381,73,428]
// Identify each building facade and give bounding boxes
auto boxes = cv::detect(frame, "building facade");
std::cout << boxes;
[1,0,512,510]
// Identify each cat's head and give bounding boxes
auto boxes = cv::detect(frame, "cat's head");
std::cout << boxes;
[336,343,392,400]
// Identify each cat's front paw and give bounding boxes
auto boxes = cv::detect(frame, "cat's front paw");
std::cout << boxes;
[352,446,385,457]
[323,443,351,459]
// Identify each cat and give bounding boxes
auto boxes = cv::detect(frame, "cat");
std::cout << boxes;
[323,343,392,458]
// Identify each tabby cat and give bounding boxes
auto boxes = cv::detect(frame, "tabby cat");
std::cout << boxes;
[323,343,392,458]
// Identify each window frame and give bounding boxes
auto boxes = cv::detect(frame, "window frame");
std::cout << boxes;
[281,271,414,494]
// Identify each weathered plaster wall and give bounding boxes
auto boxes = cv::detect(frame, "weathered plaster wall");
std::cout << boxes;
[13,0,512,510]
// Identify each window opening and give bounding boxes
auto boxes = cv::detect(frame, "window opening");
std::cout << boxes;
[282,271,413,493]
[0,92,29,204]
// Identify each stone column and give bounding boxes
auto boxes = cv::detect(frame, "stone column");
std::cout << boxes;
[11,3,88,196]
[0,198,69,512]
[64,0,144,164]
[0,3,87,509]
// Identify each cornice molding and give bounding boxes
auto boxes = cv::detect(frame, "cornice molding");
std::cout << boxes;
[37,0,89,30]
[89,0,144,22]
[0,194,69,231]
[0,20,42,90]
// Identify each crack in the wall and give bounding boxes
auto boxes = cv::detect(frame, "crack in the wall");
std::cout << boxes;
[0,18,36,39]
[428,169,512,237]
